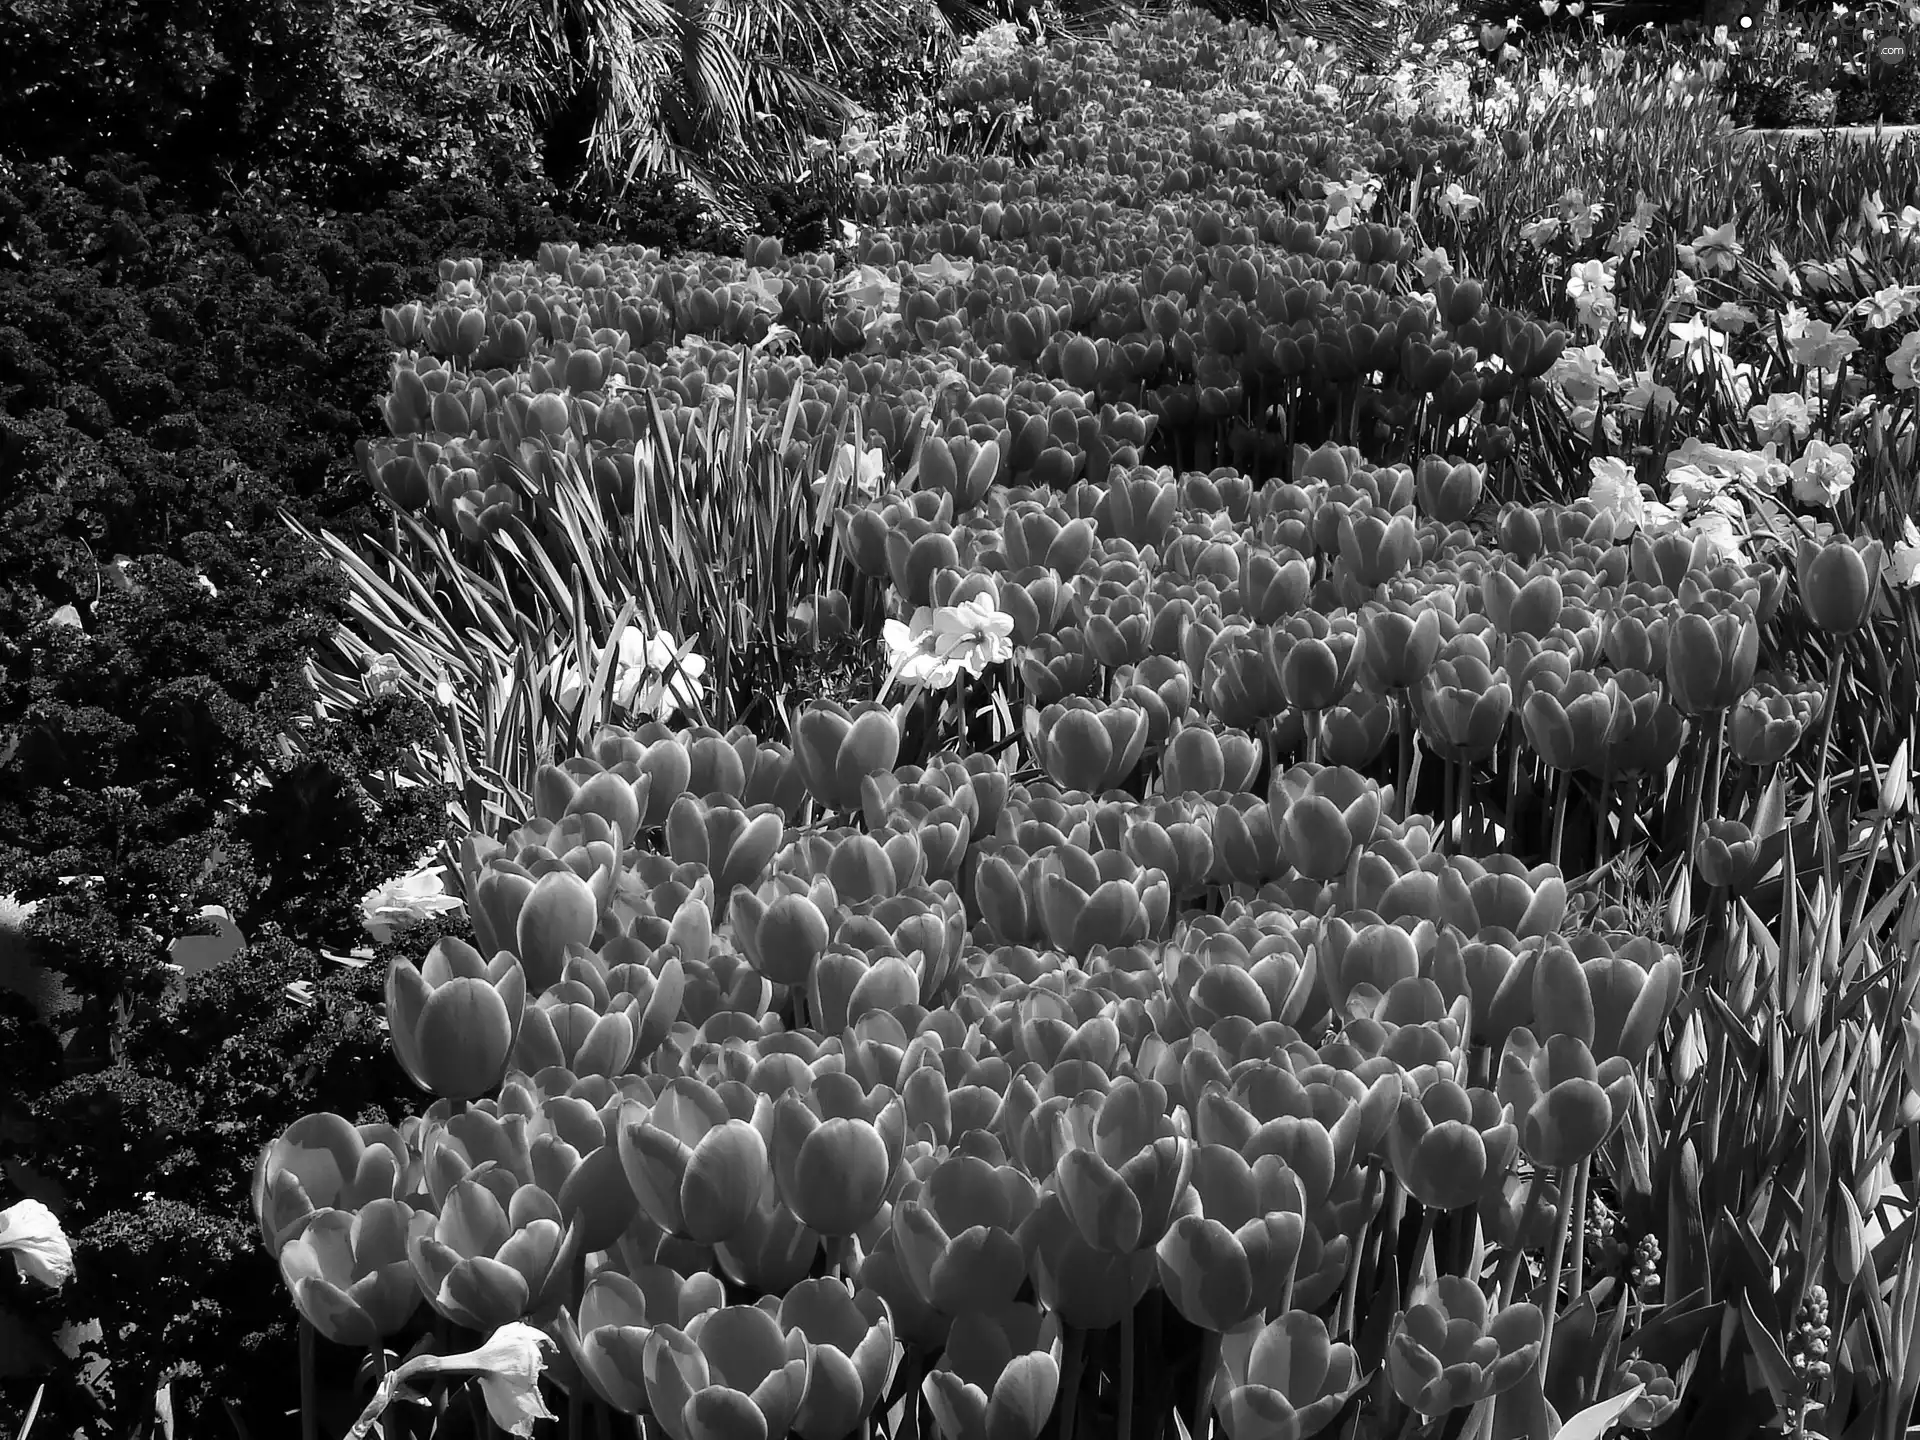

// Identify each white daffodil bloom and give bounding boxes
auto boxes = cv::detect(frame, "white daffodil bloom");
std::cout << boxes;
[349,1323,556,1439]
[1,1199,74,1289]
[360,861,465,944]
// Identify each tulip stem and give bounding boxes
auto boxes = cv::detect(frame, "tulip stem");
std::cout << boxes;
[1397,689,1416,820]
[299,1317,319,1440]
[1117,1304,1138,1440]
[1548,770,1569,873]
[1059,1326,1086,1440]
[1191,1330,1218,1440]
[1565,1156,1592,1313]
[1495,1168,1549,1308]
[1536,1164,1580,1379]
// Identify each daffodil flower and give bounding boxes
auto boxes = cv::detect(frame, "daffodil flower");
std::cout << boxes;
[1,1199,73,1289]
[348,1323,556,1439]
[361,861,466,944]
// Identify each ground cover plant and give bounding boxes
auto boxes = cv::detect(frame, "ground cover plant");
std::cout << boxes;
[11,3,1920,1440]
[220,6,1920,1440]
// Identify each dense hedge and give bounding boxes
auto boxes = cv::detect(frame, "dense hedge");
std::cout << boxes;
[0,146,744,1434]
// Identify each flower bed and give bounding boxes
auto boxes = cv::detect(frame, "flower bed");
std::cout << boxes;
[11,3,1920,1438]
[229,7,1920,1440]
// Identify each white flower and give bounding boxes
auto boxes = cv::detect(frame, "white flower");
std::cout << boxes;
[360,861,465,945]
[1890,516,1920,588]
[1688,219,1744,274]
[1685,506,1748,563]
[818,443,886,504]
[1437,182,1480,219]
[1587,456,1646,534]
[930,594,1016,677]
[1789,439,1857,507]
[616,630,707,720]
[1890,330,1920,391]
[1749,391,1813,444]
[1855,284,1920,330]
[884,607,960,688]
[1,1199,74,1289]
[350,1324,556,1440]
[362,653,407,698]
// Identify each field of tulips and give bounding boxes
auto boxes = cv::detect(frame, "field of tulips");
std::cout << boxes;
[23,3,1920,1439]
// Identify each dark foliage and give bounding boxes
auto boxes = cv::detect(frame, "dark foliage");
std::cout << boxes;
[0,146,704,1434]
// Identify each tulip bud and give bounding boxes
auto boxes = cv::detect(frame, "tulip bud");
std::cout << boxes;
[385,939,526,1102]
[1797,536,1883,634]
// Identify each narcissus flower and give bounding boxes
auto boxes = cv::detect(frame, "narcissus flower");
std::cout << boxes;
[360,857,465,944]
[350,1323,558,1439]
[0,1198,73,1289]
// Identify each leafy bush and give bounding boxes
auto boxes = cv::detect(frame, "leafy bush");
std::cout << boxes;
[0,149,724,1434]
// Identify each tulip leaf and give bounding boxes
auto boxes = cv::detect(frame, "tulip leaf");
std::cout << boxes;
[1551,1383,1644,1440]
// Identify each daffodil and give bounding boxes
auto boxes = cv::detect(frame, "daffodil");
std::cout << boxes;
[884,607,961,688]
[1789,440,1857,508]
[361,860,466,944]
[348,1323,557,1439]
[1889,516,1920,588]
[1,1199,73,1289]
[930,594,1016,677]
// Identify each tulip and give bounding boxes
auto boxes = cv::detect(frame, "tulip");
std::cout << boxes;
[1797,536,1883,634]
[1018,1188,1160,1331]
[1356,601,1445,692]
[891,1151,1039,1316]
[1055,1134,1194,1255]
[923,1303,1062,1440]
[1212,1310,1362,1440]
[1496,1030,1637,1169]
[555,1264,726,1414]
[1415,456,1485,524]
[792,701,902,813]
[1728,682,1819,768]
[1665,604,1758,716]
[254,1112,411,1255]
[1418,655,1512,762]
[618,1078,772,1245]
[349,1322,558,1439]
[1272,765,1381,881]
[1385,1076,1518,1210]
[1387,1277,1543,1415]
[408,1173,580,1330]
[770,1279,895,1440]
[769,1075,905,1238]
[1156,1148,1305,1330]
[1697,817,1777,893]
[1038,699,1149,793]
[0,1198,73,1289]
[642,1304,810,1440]
[1537,936,1683,1070]
[277,1201,423,1346]
[1273,613,1360,714]
[386,938,527,1101]
[1319,689,1396,768]
[1519,672,1619,776]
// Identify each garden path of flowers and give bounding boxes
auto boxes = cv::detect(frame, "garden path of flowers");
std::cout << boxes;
[23,5,1920,1438]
